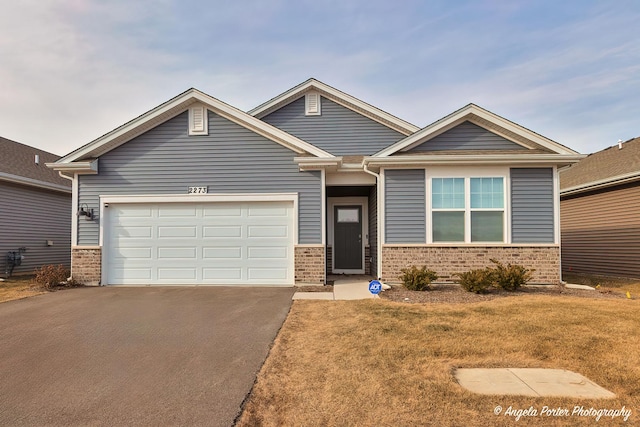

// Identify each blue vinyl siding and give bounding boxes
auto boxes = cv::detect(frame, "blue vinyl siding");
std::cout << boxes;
[0,181,71,273]
[385,169,426,243]
[406,121,526,152]
[511,168,555,243]
[77,110,322,245]
[262,96,405,156]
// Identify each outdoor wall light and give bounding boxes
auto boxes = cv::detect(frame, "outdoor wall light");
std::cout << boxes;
[77,203,94,220]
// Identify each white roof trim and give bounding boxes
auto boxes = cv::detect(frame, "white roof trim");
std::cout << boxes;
[46,160,98,174]
[364,153,585,167]
[561,170,640,196]
[374,104,579,157]
[0,171,71,193]
[249,78,420,136]
[55,89,334,164]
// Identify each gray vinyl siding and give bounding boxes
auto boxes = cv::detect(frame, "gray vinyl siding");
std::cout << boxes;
[384,169,426,243]
[77,110,322,245]
[262,96,405,156]
[368,185,378,277]
[0,181,71,275]
[511,168,555,243]
[406,121,526,152]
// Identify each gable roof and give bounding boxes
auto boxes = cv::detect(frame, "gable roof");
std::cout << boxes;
[54,88,335,165]
[374,103,580,157]
[249,78,420,136]
[0,136,71,192]
[560,136,640,195]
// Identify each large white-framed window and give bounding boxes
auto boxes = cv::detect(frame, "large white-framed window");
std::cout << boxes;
[428,168,508,243]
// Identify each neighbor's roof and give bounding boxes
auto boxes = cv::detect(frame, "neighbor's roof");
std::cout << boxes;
[560,136,640,194]
[0,137,71,192]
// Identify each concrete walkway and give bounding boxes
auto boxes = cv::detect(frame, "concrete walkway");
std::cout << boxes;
[455,368,615,398]
[293,277,380,301]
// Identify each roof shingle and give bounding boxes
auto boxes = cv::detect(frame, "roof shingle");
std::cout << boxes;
[0,136,71,188]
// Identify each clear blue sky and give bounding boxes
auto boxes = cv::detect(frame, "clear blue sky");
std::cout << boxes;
[1,0,638,156]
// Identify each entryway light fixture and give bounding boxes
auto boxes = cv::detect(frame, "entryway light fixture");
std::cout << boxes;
[78,203,94,220]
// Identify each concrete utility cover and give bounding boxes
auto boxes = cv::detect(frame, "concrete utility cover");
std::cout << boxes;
[455,368,615,398]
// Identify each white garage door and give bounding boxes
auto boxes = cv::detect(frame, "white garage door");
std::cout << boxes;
[105,201,294,285]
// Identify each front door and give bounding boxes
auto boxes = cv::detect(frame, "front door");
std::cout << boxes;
[334,206,362,271]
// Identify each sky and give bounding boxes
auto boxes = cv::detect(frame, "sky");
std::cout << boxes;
[0,0,638,156]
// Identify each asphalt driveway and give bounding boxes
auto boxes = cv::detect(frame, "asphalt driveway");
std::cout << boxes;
[0,286,294,426]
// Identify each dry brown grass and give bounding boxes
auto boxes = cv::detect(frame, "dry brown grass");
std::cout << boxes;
[563,272,640,298]
[0,275,44,303]
[238,296,640,426]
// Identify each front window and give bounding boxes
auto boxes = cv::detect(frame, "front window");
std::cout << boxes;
[431,177,505,243]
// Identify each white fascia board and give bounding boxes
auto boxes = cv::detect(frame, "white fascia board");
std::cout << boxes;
[560,171,640,196]
[249,79,420,136]
[46,160,98,175]
[374,104,580,157]
[364,154,585,168]
[294,156,342,170]
[0,172,72,193]
[101,193,299,204]
[56,89,334,164]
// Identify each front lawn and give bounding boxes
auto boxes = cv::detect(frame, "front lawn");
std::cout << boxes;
[238,295,640,426]
[0,275,45,303]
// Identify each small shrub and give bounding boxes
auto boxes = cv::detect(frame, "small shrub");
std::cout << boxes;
[34,264,70,290]
[400,266,439,291]
[490,259,534,291]
[454,268,494,294]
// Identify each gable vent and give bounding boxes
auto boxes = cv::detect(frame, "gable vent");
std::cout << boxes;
[189,105,208,135]
[305,92,321,116]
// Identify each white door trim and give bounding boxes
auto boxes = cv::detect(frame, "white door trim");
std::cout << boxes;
[328,197,368,274]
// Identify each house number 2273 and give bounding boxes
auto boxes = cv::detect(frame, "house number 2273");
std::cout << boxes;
[188,186,208,194]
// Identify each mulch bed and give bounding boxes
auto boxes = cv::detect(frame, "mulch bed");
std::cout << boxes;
[296,285,334,293]
[380,284,626,304]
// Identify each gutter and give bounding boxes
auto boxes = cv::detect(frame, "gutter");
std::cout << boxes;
[560,171,640,197]
[0,171,71,193]
[363,163,382,280]
[363,153,585,167]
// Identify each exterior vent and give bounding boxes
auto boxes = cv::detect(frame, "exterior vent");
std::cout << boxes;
[189,105,208,135]
[305,92,321,116]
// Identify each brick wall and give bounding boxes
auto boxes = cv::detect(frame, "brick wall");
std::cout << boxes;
[71,247,101,286]
[295,245,325,284]
[381,246,560,284]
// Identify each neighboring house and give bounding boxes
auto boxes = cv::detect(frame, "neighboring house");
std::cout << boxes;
[48,79,582,286]
[0,137,72,276]
[560,136,640,279]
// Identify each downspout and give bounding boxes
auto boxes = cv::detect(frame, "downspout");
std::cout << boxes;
[363,162,382,280]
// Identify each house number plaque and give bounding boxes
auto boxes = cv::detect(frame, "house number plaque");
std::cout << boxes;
[188,186,208,194]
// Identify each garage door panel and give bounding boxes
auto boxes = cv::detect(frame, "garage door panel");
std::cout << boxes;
[248,247,287,259]
[106,201,293,285]
[158,247,197,259]
[113,247,153,259]
[203,226,242,238]
[203,247,242,259]
[158,226,197,238]
[247,226,289,238]
[158,268,197,280]
[248,268,289,280]
[203,268,243,280]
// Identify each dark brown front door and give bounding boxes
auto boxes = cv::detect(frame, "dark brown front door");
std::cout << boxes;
[334,206,362,270]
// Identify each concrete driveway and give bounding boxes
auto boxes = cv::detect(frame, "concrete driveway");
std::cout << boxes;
[0,286,294,426]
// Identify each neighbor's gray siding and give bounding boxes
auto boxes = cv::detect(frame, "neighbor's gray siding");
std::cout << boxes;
[511,168,555,243]
[368,185,378,277]
[406,121,526,152]
[77,110,322,245]
[262,96,405,156]
[384,169,426,243]
[0,181,71,274]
